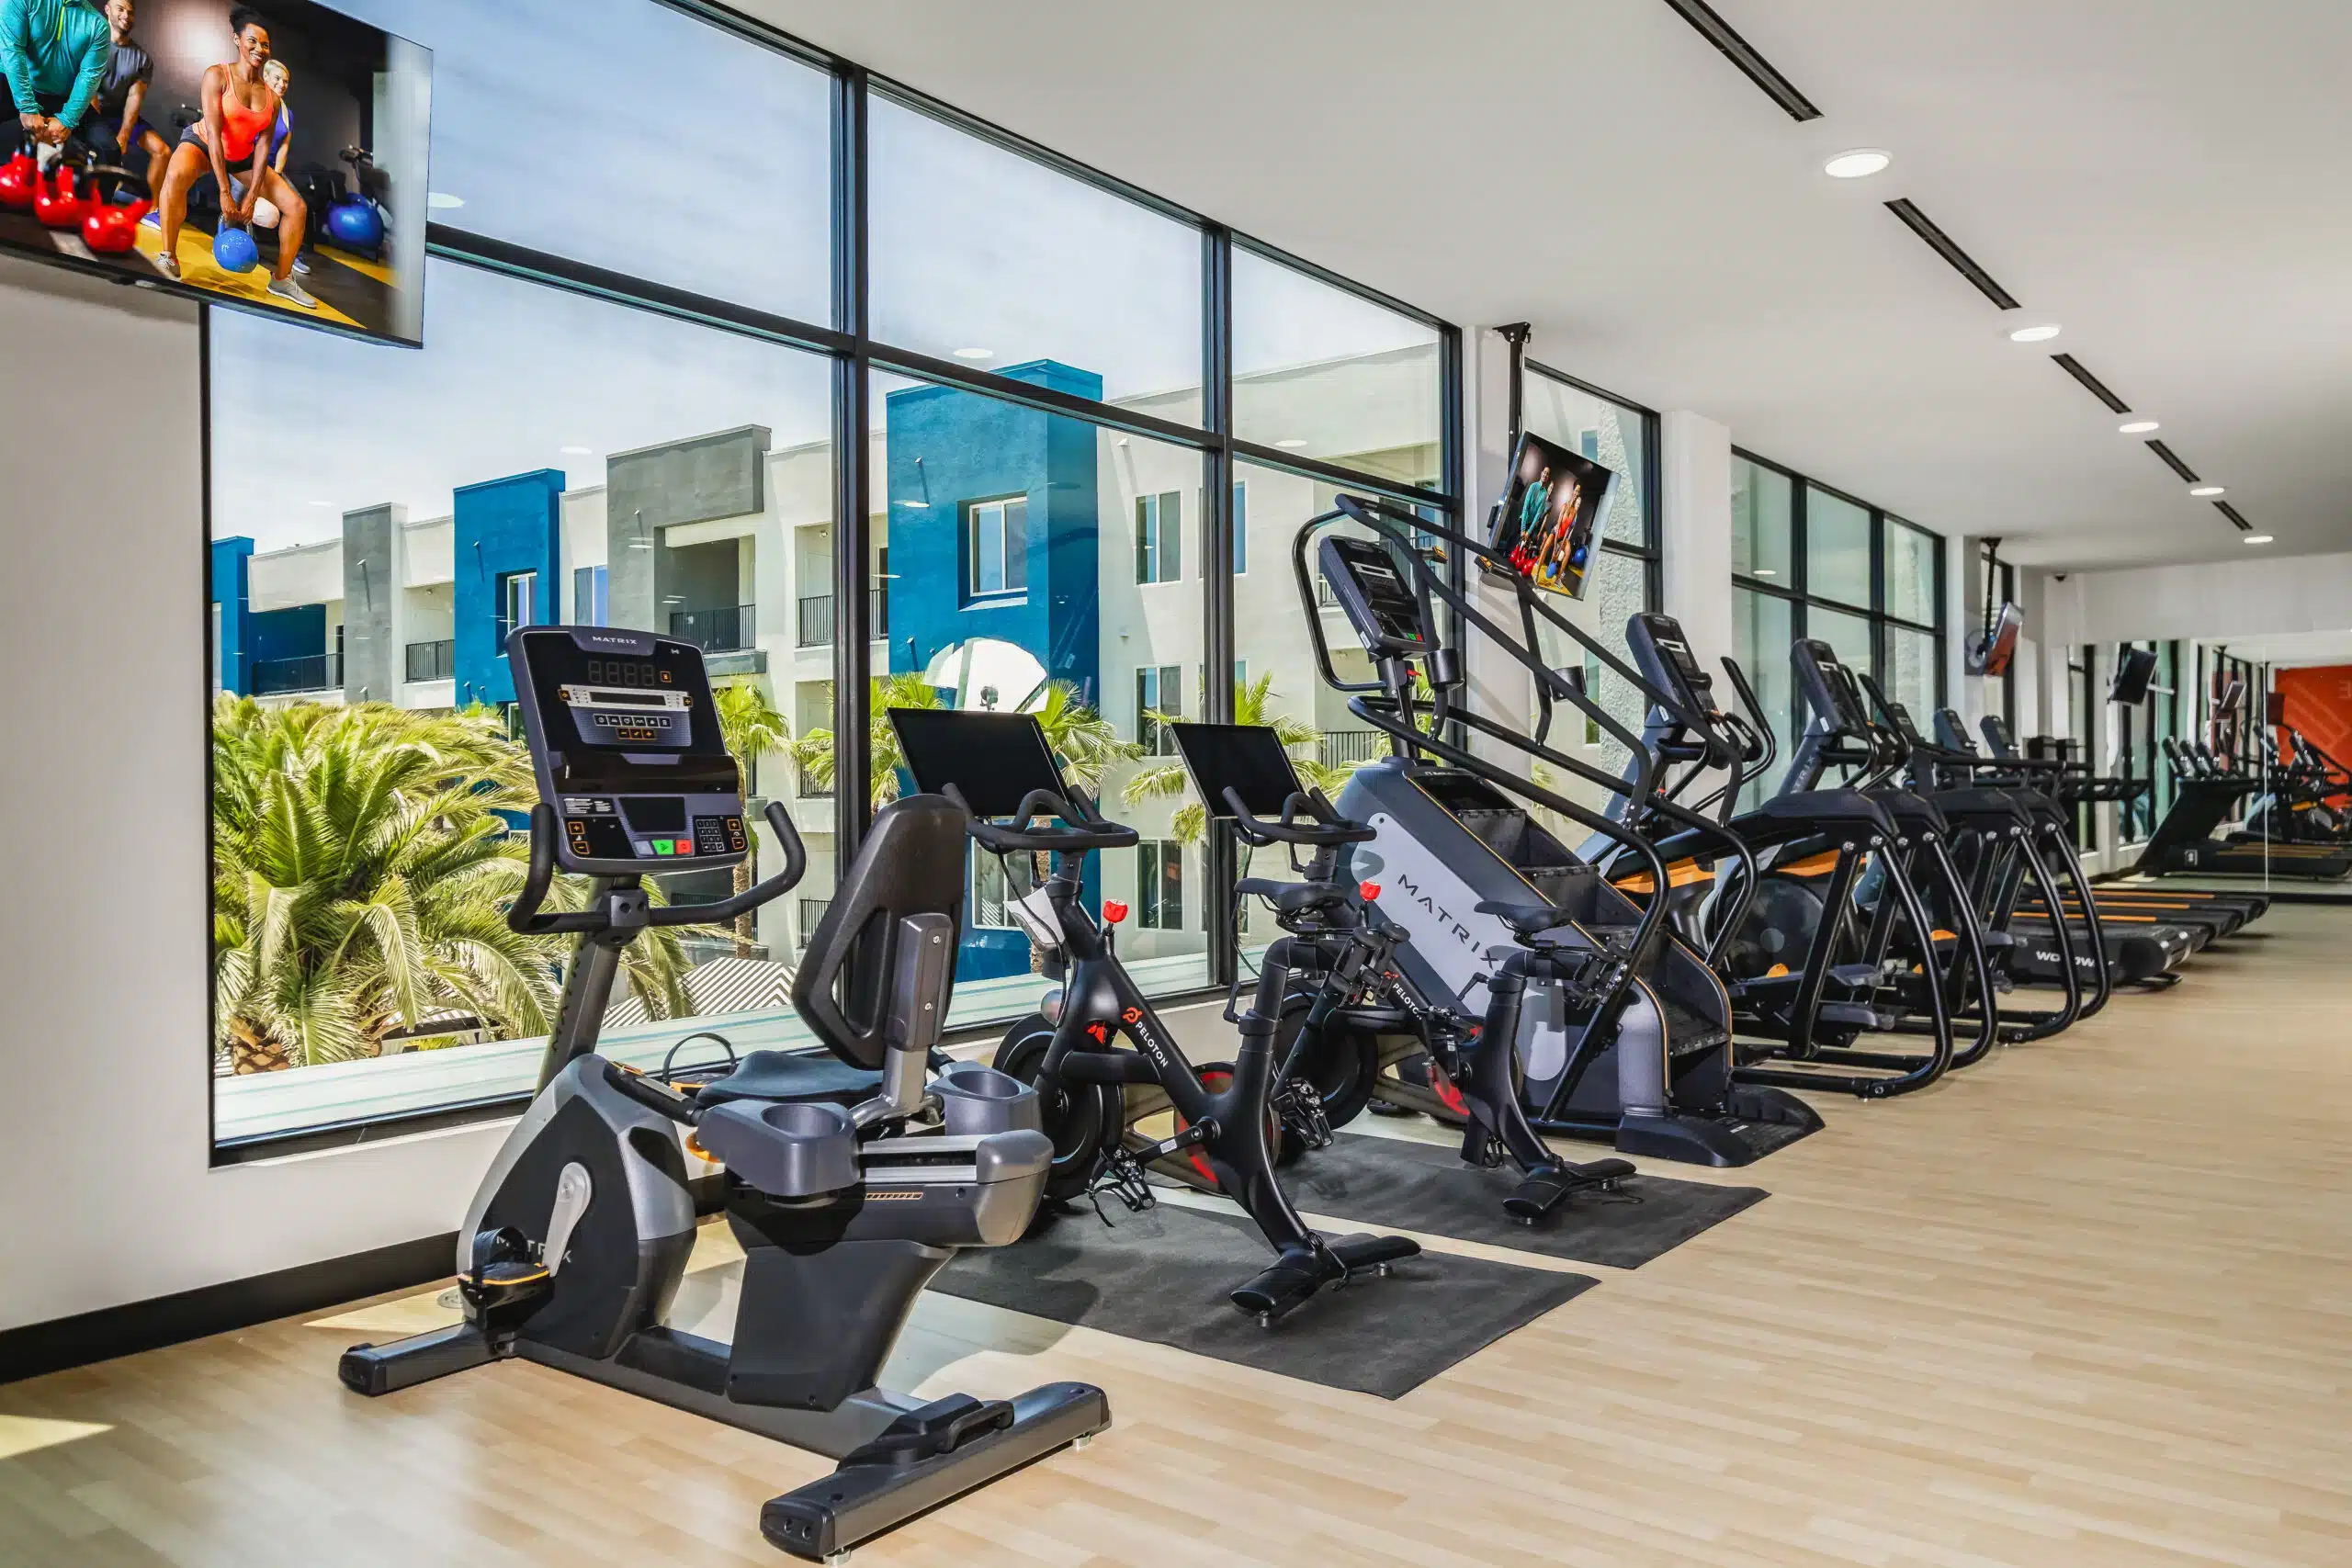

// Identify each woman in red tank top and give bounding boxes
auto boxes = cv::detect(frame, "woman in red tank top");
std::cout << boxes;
[153,6,312,308]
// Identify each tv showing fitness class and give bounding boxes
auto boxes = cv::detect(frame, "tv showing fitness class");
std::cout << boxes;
[1487,430,1618,600]
[0,0,429,344]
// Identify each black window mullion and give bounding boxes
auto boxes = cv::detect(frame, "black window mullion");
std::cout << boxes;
[1202,223,1238,990]
[831,63,873,863]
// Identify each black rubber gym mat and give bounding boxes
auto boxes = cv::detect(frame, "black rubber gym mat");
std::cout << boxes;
[1281,1133,1769,1269]
[931,1201,1595,1400]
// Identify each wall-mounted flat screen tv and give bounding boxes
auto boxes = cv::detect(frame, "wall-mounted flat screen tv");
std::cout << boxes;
[0,0,428,345]
[1486,430,1618,601]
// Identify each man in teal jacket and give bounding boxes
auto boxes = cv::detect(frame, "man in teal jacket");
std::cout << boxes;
[2,0,112,149]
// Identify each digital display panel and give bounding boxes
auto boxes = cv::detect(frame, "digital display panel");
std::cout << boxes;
[1487,432,1618,601]
[583,658,670,688]
[0,0,431,346]
[1170,723,1307,818]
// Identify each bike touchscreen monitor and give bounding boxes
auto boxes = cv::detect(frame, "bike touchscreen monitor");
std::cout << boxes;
[889,708,1071,819]
[1170,723,1306,818]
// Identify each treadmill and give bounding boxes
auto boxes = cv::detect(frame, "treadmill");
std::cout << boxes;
[2110,722,2350,881]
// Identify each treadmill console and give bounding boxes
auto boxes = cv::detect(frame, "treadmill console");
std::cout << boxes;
[507,626,750,877]
[1318,536,1434,659]
[1980,714,2021,760]
[1792,638,1874,735]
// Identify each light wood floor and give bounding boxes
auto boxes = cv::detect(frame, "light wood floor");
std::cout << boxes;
[5,908,2347,1567]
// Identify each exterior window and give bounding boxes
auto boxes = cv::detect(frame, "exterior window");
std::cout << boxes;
[1231,481,1248,574]
[968,496,1029,597]
[1137,840,1183,930]
[496,570,537,644]
[1136,664,1180,753]
[571,565,608,625]
[1136,491,1182,583]
[971,852,1018,930]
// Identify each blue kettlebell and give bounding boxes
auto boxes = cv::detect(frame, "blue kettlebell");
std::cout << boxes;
[212,222,259,274]
[326,196,383,253]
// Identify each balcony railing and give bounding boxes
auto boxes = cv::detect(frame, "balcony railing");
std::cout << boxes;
[670,604,754,653]
[797,897,832,949]
[1318,728,1385,768]
[253,652,341,696]
[404,638,455,682]
[797,590,891,648]
[1317,576,1340,607]
[797,770,834,799]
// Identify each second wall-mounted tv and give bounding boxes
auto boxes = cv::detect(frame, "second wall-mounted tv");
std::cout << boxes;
[0,0,429,346]
[1486,431,1618,601]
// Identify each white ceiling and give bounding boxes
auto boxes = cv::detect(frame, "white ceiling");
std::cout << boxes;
[740,0,2352,572]
[2197,629,2352,669]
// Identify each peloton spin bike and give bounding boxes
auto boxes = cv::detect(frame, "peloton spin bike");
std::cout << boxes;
[888,707,1419,1325]
[1169,719,1635,1221]
[339,629,1108,1563]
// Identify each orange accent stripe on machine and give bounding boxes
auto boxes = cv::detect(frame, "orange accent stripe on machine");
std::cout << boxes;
[1779,851,1844,878]
[1611,861,1716,896]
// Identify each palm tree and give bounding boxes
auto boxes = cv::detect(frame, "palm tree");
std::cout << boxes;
[210,697,697,1073]
[711,681,789,957]
[1122,672,1362,845]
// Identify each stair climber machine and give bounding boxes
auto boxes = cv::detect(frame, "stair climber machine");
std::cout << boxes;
[1166,719,1635,1222]
[1874,694,2190,990]
[1624,620,1997,1093]
[339,628,1108,1563]
[1297,488,1822,1166]
[887,707,1419,1326]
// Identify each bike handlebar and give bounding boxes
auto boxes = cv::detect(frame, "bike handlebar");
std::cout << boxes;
[1224,786,1375,849]
[946,784,1141,855]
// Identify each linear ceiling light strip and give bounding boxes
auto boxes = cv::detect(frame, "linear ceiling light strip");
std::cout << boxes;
[2214,501,2254,533]
[1657,0,1822,121]
[1883,199,2022,310]
[2145,440,2201,484]
[2050,354,2131,415]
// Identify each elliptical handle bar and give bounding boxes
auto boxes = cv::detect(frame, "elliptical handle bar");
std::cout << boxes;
[945,784,1140,855]
[1222,785,1375,849]
[508,799,808,935]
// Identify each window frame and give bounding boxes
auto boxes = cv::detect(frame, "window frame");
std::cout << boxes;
[1134,489,1182,585]
[1728,447,1949,749]
[965,491,1030,600]
[1136,839,1183,931]
[201,5,1466,1161]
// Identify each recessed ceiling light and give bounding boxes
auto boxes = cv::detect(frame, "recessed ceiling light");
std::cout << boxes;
[2189,485,2226,497]
[2243,534,2273,545]
[1276,438,1310,449]
[1823,148,1892,179]
[2008,323,2063,344]
[952,347,993,359]
[427,191,464,209]
[2119,419,2160,434]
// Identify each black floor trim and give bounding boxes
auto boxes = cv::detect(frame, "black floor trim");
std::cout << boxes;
[0,1232,456,1386]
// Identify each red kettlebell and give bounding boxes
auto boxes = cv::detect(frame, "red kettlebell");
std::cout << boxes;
[34,166,85,230]
[83,196,150,254]
[0,151,35,211]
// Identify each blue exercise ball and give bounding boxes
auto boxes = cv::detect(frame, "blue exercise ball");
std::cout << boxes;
[326,197,383,252]
[212,224,258,274]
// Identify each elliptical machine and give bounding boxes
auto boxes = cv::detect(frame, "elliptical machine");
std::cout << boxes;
[338,629,1107,1563]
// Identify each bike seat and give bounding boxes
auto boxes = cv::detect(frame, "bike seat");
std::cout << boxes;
[694,1049,887,1109]
[1237,877,1349,916]
[1483,902,1577,942]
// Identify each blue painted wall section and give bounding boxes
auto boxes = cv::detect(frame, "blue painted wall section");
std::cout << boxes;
[884,361,1104,982]
[209,536,254,695]
[453,469,564,705]
[250,604,325,667]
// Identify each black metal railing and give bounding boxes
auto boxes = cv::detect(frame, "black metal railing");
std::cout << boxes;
[799,590,888,648]
[797,593,832,648]
[671,604,754,653]
[403,639,455,682]
[1318,729,1385,768]
[797,770,833,799]
[797,897,831,949]
[253,653,341,695]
